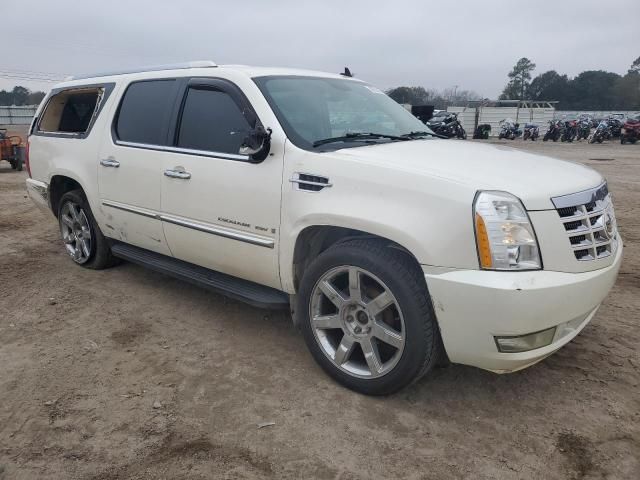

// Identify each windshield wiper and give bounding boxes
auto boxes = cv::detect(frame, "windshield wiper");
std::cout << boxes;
[312,132,409,147]
[401,130,446,139]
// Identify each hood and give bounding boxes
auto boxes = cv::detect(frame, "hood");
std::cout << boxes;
[331,140,603,210]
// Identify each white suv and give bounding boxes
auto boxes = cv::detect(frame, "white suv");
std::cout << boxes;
[25,61,622,394]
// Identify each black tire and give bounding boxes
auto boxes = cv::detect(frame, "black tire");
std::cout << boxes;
[297,239,442,395]
[57,190,118,270]
[621,137,626,144]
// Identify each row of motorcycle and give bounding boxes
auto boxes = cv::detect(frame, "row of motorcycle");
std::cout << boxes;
[497,115,640,144]
[424,111,640,144]
[541,115,640,144]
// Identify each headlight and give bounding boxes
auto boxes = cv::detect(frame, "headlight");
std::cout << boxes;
[473,191,541,270]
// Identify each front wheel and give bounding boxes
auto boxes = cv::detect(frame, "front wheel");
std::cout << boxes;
[298,239,441,395]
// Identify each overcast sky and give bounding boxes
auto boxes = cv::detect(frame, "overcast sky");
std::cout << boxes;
[3,0,638,98]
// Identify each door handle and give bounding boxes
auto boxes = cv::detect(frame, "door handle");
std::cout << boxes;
[100,158,120,168]
[164,169,191,180]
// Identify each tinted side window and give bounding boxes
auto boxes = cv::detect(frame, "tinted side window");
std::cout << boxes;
[177,87,251,154]
[116,80,177,145]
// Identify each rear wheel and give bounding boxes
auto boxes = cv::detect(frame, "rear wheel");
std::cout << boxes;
[58,190,118,269]
[298,239,441,395]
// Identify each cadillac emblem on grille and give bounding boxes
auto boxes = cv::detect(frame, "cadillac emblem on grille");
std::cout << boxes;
[604,210,616,240]
[551,183,618,262]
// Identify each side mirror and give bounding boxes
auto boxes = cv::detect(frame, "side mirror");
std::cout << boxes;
[239,126,271,160]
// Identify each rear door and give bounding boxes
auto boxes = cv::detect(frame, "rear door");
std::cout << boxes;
[160,78,283,289]
[98,78,181,254]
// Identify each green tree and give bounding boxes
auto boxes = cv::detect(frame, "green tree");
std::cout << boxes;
[629,56,640,74]
[0,90,10,106]
[613,74,640,109]
[11,86,30,106]
[528,71,571,106]
[26,91,46,105]
[500,57,536,100]
[568,71,621,110]
[385,86,430,105]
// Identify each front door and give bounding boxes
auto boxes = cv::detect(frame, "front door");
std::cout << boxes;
[98,79,181,255]
[160,78,283,290]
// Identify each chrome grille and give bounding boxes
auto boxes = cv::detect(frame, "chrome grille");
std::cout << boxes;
[552,183,618,262]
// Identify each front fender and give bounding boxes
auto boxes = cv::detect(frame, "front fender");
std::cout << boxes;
[279,171,480,292]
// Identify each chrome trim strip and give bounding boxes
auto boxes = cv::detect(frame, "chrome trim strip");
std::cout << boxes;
[101,201,274,248]
[289,179,333,188]
[160,214,274,248]
[115,140,249,161]
[551,182,608,209]
[102,200,159,219]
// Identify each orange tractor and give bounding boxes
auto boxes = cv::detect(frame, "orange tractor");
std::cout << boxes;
[0,129,24,171]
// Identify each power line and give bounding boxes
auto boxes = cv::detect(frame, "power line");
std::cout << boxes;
[0,68,68,85]
[0,74,63,83]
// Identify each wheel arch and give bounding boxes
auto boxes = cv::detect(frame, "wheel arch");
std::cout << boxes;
[289,224,422,295]
[49,173,85,217]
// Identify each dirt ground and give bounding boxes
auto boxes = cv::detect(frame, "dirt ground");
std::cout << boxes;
[0,139,638,480]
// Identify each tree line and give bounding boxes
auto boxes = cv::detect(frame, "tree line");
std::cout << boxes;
[387,56,640,110]
[500,56,640,110]
[386,86,482,109]
[0,86,46,106]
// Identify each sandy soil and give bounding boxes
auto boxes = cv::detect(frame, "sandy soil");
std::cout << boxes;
[0,140,638,479]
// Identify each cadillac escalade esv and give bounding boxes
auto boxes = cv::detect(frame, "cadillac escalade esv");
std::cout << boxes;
[25,61,622,394]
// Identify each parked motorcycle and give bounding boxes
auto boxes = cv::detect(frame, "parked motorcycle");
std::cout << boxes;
[588,120,610,144]
[425,112,467,139]
[560,119,578,142]
[543,120,562,142]
[498,119,522,140]
[576,118,591,141]
[522,124,539,141]
[620,115,640,144]
[473,124,492,139]
[607,116,624,138]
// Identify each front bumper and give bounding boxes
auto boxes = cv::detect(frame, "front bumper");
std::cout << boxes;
[26,178,50,214]
[424,240,623,373]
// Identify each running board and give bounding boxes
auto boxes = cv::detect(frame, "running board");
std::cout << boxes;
[110,243,290,310]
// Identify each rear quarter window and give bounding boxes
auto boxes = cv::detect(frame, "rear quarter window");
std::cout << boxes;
[37,87,107,135]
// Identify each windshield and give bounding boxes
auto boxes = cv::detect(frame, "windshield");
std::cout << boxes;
[254,76,433,150]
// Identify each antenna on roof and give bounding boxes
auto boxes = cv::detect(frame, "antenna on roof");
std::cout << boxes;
[340,67,353,78]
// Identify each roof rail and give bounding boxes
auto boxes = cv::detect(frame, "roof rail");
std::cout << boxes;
[66,60,217,81]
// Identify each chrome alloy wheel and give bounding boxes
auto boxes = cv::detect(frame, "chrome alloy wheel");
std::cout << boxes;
[59,201,92,264]
[309,266,406,379]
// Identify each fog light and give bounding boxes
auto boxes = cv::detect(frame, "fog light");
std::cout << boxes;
[494,327,556,353]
